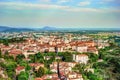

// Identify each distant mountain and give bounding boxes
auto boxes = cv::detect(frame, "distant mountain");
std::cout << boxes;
[0,26,34,32]
[0,26,120,32]
[41,26,58,31]
[0,26,11,32]
[0,26,58,32]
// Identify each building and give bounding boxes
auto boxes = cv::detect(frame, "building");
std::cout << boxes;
[29,63,44,71]
[67,72,83,80]
[15,66,25,75]
[73,54,89,64]
[76,46,88,53]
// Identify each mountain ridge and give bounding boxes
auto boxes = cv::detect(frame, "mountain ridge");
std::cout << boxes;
[0,26,34,32]
[0,26,120,32]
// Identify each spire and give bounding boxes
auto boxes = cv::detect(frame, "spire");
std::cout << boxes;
[57,62,61,79]
[55,46,58,55]
[57,62,67,80]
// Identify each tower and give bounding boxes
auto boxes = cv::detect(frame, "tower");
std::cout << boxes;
[55,46,58,55]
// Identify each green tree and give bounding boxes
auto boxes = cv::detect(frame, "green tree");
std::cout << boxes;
[17,71,29,80]
[36,67,45,77]
[3,39,9,46]
[6,62,17,79]
[25,64,31,71]
[19,60,28,67]
[16,54,25,63]
[0,49,2,58]
[59,52,73,62]
[34,52,44,63]
[88,53,99,63]
[4,51,9,59]
[74,63,86,74]
[28,54,35,63]
[0,62,6,69]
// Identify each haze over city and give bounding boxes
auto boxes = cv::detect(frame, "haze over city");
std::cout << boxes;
[0,0,120,28]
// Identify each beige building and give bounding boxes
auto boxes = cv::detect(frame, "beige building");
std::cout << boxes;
[73,54,89,64]
[15,66,25,75]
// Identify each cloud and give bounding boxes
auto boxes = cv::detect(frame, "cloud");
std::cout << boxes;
[64,8,103,13]
[57,0,72,3]
[78,1,91,6]
[103,0,114,2]
[105,7,120,12]
[99,0,114,4]
[0,2,101,12]
[38,0,51,2]
[0,2,69,10]
[0,2,120,13]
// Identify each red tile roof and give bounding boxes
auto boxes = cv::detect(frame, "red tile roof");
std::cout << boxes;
[16,66,25,71]
[29,63,44,67]
[35,78,43,80]
[10,49,22,55]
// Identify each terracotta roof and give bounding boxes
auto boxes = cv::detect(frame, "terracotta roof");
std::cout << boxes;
[16,66,25,71]
[29,63,44,67]
[10,49,22,55]
[1,46,10,49]
[35,78,43,80]
[88,46,97,51]
[24,47,29,50]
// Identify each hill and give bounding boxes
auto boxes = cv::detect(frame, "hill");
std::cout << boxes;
[0,26,34,32]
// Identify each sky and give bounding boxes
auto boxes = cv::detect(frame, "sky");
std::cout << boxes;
[0,0,120,28]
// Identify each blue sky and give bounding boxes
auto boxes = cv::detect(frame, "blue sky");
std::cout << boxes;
[0,0,120,28]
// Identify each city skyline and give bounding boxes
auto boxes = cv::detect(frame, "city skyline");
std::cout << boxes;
[0,0,120,28]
